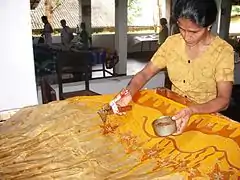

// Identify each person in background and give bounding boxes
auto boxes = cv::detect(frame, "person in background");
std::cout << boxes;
[108,0,234,135]
[158,18,169,45]
[60,19,74,50]
[170,16,180,35]
[79,22,89,49]
[41,16,53,46]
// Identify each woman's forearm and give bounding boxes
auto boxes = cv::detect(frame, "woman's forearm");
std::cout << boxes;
[190,96,230,114]
[126,71,152,97]
[123,62,161,97]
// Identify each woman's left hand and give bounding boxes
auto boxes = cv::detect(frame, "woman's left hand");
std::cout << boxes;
[172,107,194,135]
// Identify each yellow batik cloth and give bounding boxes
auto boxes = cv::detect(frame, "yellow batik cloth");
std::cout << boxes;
[0,90,239,179]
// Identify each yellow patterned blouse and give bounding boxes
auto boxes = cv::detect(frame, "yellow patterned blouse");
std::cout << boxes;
[151,34,234,104]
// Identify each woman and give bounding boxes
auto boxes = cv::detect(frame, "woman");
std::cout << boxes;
[158,18,169,45]
[109,0,234,134]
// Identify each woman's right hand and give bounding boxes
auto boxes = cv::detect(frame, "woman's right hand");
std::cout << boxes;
[110,89,132,114]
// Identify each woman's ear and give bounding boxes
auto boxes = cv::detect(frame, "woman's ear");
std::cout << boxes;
[208,26,212,31]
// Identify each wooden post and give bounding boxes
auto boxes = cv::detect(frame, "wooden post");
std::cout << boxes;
[44,0,53,24]
[157,0,162,32]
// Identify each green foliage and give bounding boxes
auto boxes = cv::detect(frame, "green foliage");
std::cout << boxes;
[52,0,62,11]
[231,6,240,16]
[127,0,142,25]
[55,0,61,6]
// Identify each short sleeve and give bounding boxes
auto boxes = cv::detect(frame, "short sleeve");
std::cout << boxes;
[215,45,234,82]
[151,37,170,69]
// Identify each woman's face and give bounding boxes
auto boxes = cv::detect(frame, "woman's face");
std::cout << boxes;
[177,18,209,47]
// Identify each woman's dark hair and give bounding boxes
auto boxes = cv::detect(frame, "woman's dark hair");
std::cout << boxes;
[160,18,168,26]
[173,0,218,27]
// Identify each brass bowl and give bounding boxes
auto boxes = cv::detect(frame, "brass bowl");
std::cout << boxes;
[152,116,177,137]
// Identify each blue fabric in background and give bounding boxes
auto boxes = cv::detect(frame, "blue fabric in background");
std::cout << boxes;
[91,50,106,65]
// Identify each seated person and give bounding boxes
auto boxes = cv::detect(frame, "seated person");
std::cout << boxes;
[79,22,89,49]
[159,18,169,45]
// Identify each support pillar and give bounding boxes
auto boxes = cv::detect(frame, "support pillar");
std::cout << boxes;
[211,0,222,35]
[0,0,38,110]
[115,0,128,75]
[218,0,232,40]
[78,0,82,27]
[81,0,92,34]
[171,0,177,14]
[165,0,172,21]
[211,0,232,40]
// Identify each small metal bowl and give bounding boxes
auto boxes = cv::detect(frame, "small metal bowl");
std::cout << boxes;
[152,116,177,137]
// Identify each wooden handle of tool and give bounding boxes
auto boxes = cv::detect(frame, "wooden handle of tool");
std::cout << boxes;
[118,105,132,112]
